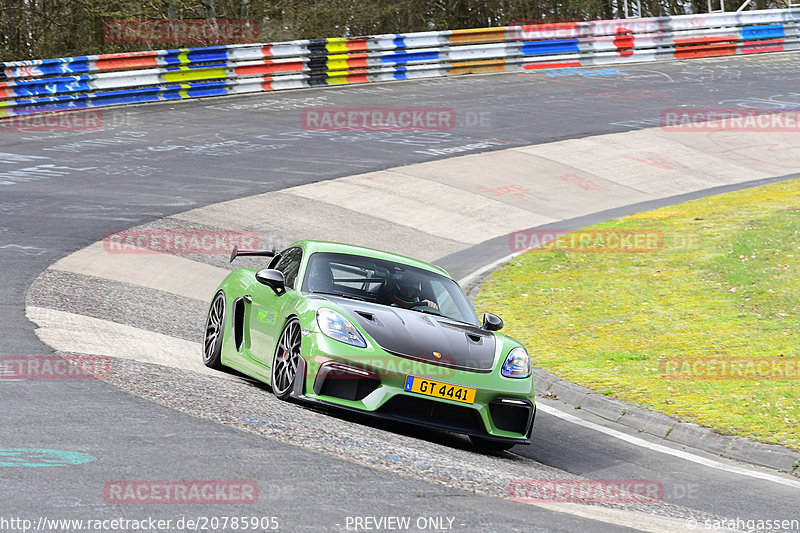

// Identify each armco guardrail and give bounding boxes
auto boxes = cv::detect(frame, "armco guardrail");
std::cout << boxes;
[2,8,799,117]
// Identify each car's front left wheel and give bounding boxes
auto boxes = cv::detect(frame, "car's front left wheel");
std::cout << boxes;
[272,317,301,400]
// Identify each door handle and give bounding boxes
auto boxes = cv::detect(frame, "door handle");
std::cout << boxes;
[243,295,252,303]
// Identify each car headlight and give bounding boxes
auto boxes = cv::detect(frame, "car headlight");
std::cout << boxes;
[316,308,367,348]
[502,347,530,378]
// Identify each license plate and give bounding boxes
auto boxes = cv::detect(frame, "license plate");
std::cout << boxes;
[404,376,476,404]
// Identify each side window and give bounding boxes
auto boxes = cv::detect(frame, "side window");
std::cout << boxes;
[273,247,303,289]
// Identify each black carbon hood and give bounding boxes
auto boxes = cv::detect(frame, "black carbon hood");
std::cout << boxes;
[329,298,497,372]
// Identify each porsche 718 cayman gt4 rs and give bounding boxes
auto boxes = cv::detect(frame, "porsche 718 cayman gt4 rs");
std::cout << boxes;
[203,241,535,450]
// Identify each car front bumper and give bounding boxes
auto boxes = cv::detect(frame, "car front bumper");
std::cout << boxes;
[294,335,536,443]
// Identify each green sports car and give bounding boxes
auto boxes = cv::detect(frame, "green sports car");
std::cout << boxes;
[203,240,535,450]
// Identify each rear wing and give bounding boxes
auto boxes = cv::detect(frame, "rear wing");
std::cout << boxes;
[229,246,277,263]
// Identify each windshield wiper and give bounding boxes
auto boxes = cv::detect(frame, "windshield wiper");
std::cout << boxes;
[412,307,478,326]
[310,291,367,302]
[412,307,446,318]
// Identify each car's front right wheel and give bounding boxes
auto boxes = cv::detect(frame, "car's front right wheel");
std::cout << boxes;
[272,317,301,400]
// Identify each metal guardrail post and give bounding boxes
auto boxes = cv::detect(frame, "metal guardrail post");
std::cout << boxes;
[623,0,643,18]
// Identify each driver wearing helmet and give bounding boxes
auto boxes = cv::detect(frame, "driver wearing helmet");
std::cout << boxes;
[385,278,439,310]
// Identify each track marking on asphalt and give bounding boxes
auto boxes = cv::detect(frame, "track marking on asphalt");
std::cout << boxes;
[50,241,228,301]
[539,401,800,489]
[26,306,222,378]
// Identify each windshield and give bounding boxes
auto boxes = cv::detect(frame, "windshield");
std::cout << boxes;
[301,252,478,326]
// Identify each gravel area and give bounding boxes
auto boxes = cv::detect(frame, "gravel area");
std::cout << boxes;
[89,354,725,525]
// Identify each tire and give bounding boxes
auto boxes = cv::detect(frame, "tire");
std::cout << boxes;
[203,291,226,369]
[272,317,301,400]
[469,435,516,452]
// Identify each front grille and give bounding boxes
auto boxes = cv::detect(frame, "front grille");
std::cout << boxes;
[379,395,485,434]
[314,364,380,401]
[489,399,533,435]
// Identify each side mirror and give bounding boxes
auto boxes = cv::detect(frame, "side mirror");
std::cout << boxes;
[482,313,504,331]
[255,269,286,296]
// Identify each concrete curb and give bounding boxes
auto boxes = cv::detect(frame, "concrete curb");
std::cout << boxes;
[532,369,800,475]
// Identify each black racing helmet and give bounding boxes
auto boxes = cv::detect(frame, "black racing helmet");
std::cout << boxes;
[392,278,421,305]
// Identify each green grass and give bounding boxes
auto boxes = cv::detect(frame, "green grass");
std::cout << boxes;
[476,178,800,451]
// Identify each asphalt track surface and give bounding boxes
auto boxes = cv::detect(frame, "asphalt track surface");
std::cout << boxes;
[3,53,800,531]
